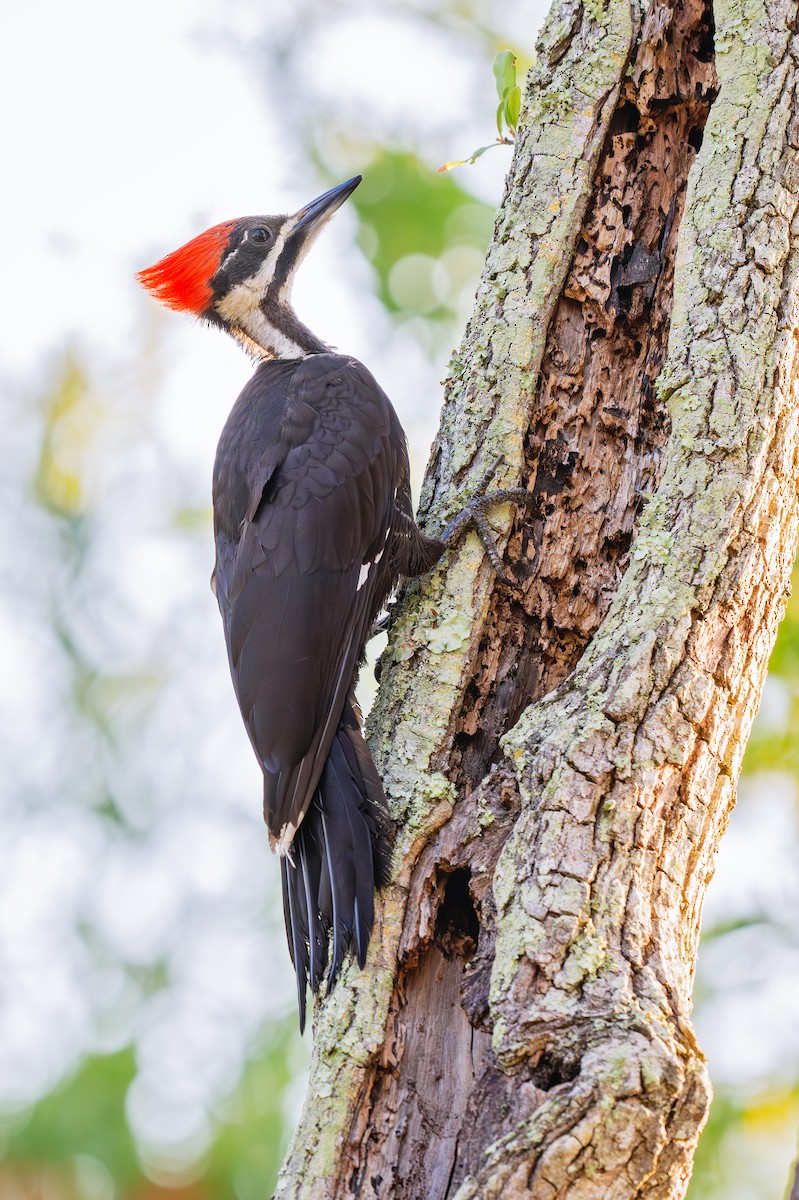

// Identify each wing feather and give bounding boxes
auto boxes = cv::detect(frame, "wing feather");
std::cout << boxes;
[213,353,401,842]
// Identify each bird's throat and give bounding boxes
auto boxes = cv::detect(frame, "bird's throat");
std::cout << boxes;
[231,303,328,362]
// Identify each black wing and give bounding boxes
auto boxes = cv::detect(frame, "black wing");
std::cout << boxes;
[212,353,403,847]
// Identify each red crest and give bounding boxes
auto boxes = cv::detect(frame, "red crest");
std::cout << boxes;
[137,220,238,314]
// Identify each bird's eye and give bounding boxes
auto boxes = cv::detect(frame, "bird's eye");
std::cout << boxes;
[250,227,271,244]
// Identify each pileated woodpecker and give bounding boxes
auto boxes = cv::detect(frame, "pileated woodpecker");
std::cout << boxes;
[138,176,524,1030]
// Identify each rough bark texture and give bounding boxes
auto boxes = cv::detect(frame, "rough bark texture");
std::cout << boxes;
[275,0,799,1196]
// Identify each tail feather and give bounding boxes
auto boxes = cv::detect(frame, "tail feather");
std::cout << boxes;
[281,858,308,1034]
[298,839,322,990]
[280,703,393,1032]
[318,805,342,989]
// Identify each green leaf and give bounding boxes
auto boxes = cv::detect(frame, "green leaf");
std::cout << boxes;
[469,143,497,164]
[505,85,521,132]
[496,98,504,135]
[493,51,516,103]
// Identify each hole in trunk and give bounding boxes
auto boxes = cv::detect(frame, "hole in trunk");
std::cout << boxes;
[609,100,640,136]
[532,1051,581,1090]
[434,868,479,960]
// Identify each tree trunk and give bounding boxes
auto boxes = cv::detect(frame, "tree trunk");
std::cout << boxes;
[275,0,799,1196]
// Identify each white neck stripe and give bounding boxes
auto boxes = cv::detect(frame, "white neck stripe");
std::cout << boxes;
[237,308,307,360]
[213,216,295,328]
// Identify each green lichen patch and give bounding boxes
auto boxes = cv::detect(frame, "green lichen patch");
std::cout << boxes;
[553,920,608,988]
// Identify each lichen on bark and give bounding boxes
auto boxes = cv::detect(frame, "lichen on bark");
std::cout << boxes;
[274,0,799,1196]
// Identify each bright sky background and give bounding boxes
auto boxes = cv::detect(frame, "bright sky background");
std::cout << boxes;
[1,0,798,1189]
[0,0,549,1170]
[0,0,546,498]
[1,0,528,376]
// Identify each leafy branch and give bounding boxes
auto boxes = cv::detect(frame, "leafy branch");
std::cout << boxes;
[438,51,521,173]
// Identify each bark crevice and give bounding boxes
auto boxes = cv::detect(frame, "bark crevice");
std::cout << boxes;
[451,0,718,797]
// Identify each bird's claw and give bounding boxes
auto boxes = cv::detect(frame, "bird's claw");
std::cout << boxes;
[441,456,531,589]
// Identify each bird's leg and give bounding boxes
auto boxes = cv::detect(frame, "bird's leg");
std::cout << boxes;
[371,456,530,649]
[440,455,530,588]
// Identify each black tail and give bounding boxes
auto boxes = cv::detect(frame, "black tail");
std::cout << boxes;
[280,702,393,1032]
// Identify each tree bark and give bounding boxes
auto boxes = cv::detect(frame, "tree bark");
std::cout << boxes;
[275,0,799,1196]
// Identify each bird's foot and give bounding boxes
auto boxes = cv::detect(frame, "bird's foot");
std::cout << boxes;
[440,456,530,588]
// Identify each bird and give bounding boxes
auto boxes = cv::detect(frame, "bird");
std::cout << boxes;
[137,175,526,1031]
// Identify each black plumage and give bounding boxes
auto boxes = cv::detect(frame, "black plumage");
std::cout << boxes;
[137,176,528,1032]
[212,352,442,1029]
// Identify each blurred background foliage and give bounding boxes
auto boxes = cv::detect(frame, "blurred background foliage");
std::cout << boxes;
[1,1,797,1198]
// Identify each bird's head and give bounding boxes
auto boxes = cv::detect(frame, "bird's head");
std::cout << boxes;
[137,175,362,360]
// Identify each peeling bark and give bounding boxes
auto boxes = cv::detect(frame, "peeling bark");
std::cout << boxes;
[275,0,799,1197]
